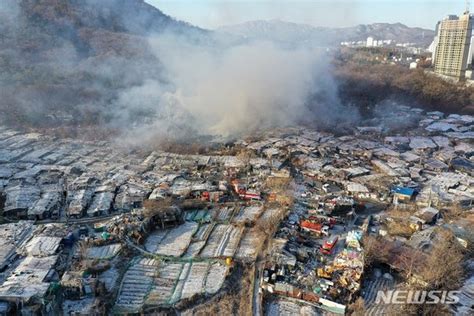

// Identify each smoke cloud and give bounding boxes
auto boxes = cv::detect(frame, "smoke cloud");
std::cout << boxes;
[113,33,358,144]
[0,0,359,146]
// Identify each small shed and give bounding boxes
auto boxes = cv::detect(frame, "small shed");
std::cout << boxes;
[391,186,417,204]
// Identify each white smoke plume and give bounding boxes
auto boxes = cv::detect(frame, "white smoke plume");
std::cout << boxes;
[114,33,358,144]
[0,0,359,146]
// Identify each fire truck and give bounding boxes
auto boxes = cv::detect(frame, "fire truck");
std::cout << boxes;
[300,220,329,236]
[307,215,337,228]
[231,179,261,200]
[320,236,339,255]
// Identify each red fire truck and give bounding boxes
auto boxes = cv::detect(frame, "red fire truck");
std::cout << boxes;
[321,236,339,255]
[300,220,329,236]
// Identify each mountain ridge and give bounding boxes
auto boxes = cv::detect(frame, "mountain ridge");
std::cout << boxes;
[217,20,435,47]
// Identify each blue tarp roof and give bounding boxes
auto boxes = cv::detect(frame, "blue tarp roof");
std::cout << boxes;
[391,186,416,196]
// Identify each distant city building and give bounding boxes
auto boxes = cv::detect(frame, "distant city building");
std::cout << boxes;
[365,37,389,48]
[428,37,439,55]
[432,10,474,79]
[340,37,415,50]
[366,36,374,47]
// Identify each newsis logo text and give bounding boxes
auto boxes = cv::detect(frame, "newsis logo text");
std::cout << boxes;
[375,290,461,305]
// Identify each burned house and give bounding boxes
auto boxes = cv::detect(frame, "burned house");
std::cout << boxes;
[65,175,99,218]
[0,221,34,272]
[22,236,63,257]
[3,185,41,219]
[113,182,151,212]
[61,271,86,300]
[0,223,66,314]
[0,256,59,313]
[28,190,63,220]
[67,189,93,218]
[87,191,114,217]
[29,187,63,221]
[143,203,183,229]
[413,207,440,227]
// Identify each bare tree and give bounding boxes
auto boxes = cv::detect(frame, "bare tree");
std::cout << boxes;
[362,235,393,267]
[397,247,425,281]
[348,297,366,316]
[419,229,464,291]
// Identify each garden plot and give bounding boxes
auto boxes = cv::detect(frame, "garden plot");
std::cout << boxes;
[215,205,236,222]
[266,298,318,316]
[144,230,168,252]
[235,228,266,262]
[193,223,215,241]
[200,224,244,258]
[204,262,229,294]
[181,262,209,299]
[185,209,212,222]
[183,223,215,258]
[183,241,206,258]
[99,267,120,292]
[146,222,198,257]
[114,258,159,313]
[146,261,230,306]
[233,205,264,224]
[146,262,183,306]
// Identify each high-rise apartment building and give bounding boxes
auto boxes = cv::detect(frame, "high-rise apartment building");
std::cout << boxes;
[432,11,474,79]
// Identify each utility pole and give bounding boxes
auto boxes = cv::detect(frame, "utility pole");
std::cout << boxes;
[428,185,432,208]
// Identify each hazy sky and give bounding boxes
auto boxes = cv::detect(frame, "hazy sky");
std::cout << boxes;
[146,0,469,30]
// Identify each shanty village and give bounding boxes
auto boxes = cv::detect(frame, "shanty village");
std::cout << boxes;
[0,104,472,315]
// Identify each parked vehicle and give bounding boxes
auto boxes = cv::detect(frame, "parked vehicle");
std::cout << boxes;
[321,236,339,255]
[300,220,329,236]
